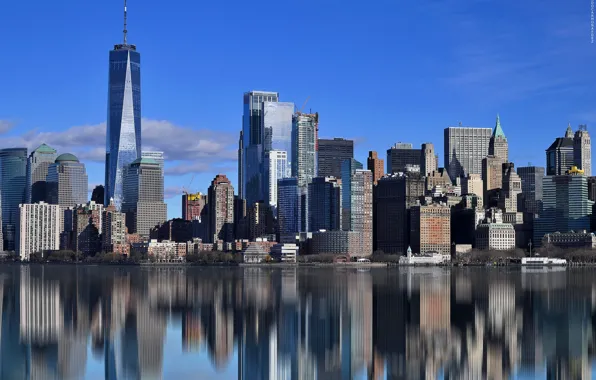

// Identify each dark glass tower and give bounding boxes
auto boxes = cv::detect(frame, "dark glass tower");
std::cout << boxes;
[0,148,27,251]
[105,0,142,210]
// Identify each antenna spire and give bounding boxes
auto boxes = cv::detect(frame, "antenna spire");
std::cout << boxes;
[123,0,128,45]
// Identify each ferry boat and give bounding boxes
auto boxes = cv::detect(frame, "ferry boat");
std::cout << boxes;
[521,257,567,266]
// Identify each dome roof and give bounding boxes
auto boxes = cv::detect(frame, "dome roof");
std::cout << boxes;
[55,153,79,163]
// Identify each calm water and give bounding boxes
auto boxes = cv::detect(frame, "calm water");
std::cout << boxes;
[1,265,595,379]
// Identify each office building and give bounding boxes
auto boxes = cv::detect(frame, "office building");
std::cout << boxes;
[342,166,373,256]
[482,155,504,199]
[241,91,279,204]
[234,196,247,240]
[310,230,360,256]
[517,166,544,215]
[46,154,88,209]
[386,142,421,173]
[476,223,515,251]
[425,168,452,192]
[0,148,27,251]
[574,125,591,176]
[462,173,483,198]
[102,198,128,254]
[546,125,575,175]
[291,113,317,187]
[151,219,193,242]
[122,158,167,238]
[444,126,492,181]
[17,202,61,261]
[341,158,363,229]
[238,131,244,200]
[72,201,103,256]
[367,151,384,185]
[421,143,438,176]
[182,192,207,221]
[374,172,425,254]
[317,138,354,179]
[105,4,142,209]
[247,201,276,241]
[277,178,301,243]
[589,177,596,202]
[265,150,288,210]
[141,151,164,170]
[489,115,508,162]
[91,185,105,205]
[499,163,522,213]
[410,203,451,256]
[26,144,57,204]
[308,177,341,232]
[534,167,594,246]
[208,174,235,243]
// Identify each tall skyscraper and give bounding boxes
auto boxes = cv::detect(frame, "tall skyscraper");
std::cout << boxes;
[410,203,451,256]
[348,170,373,256]
[308,177,341,232]
[238,130,244,199]
[482,155,504,199]
[444,126,492,181]
[277,178,301,243]
[546,124,575,175]
[26,144,57,204]
[386,143,421,173]
[517,166,545,215]
[367,151,384,185]
[102,198,128,254]
[17,202,60,261]
[574,125,591,176]
[489,115,508,162]
[291,113,317,188]
[341,158,363,229]
[265,150,288,210]
[0,148,27,251]
[182,193,206,221]
[208,174,235,243]
[499,163,522,213]
[105,1,142,209]
[461,173,483,198]
[91,185,105,205]
[317,138,354,179]
[122,157,167,237]
[141,151,164,170]
[420,143,438,176]
[242,91,279,205]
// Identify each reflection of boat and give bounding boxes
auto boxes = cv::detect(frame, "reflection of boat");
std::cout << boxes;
[522,266,567,273]
[521,257,567,266]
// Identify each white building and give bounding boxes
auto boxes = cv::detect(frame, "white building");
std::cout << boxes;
[147,239,186,261]
[399,246,451,265]
[17,202,61,261]
[266,150,288,209]
[270,243,298,263]
[475,223,515,250]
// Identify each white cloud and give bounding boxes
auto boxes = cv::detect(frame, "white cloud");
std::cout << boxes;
[164,186,185,200]
[0,120,14,135]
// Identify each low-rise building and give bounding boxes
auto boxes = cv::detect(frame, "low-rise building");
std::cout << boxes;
[542,230,596,249]
[476,223,516,251]
[310,230,360,256]
[270,243,299,263]
[243,244,268,263]
[146,239,187,261]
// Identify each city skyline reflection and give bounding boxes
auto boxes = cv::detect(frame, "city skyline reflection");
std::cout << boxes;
[0,265,594,379]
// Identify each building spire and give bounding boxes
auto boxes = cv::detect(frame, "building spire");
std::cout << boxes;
[492,114,506,139]
[565,123,573,138]
[123,0,128,45]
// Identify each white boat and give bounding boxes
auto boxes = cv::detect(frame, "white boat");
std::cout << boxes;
[521,257,567,266]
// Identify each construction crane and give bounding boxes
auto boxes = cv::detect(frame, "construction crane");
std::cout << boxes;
[182,174,196,196]
[296,96,310,114]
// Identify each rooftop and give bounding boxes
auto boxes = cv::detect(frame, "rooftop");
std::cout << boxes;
[55,153,79,163]
[33,143,56,154]
[130,157,159,166]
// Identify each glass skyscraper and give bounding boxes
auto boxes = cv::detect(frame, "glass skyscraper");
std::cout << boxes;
[26,143,57,204]
[0,148,27,251]
[292,113,318,188]
[277,178,301,243]
[105,16,142,210]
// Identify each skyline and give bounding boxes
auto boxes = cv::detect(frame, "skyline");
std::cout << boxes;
[0,0,595,219]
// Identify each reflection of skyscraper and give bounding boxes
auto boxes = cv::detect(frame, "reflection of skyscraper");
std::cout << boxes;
[105,2,142,210]
[0,148,27,251]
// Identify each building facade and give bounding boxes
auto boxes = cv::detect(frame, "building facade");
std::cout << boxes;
[420,143,438,176]
[387,143,421,174]
[546,125,575,176]
[517,166,545,215]
[182,192,207,221]
[308,177,341,232]
[26,144,57,204]
[141,151,164,170]
[102,198,128,254]
[482,155,504,199]
[208,174,235,243]
[462,173,483,198]
[310,230,360,256]
[574,125,591,176]
[345,169,373,256]
[122,158,167,238]
[499,163,522,213]
[105,25,142,210]
[291,113,318,188]
[317,138,354,179]
[277,178,301,243]
[46,153,88,212]
[444,126,492,181]
[0,148,27,251]
[367,151,384,185]
[17,202,61,261]
[341,158,363,229]
[475,223,516,251]
[265,150,288,210]
[72,201,103,256]
[410,203,451,256]
[488,115,508,162]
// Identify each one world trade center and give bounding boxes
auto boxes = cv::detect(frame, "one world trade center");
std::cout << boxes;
[105,0,142,209]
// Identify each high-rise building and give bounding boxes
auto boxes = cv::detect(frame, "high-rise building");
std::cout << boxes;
[265,150,288,210]
[386,143,421,174]
[588,177,596,202]
[367,151,384,185]
[482,155,504,199]
[277,178,301,243]
[341,158,363,229]
[46,153,88,231]
[444,126,492,181]
[348,170,373,256]
[141,151,164,170]
[420,143,438,176]
[517,166,544,215]
[462,173,483,198]
[574,125,591,176]
[91,185,105,205]
[308,177,341,232]
[238,131,244,200]
[105,3,142,210]
[122,157,167,238]
[26,144,57,204]
[534,168,594,246]
[410,203,451,256]
[488,115,508,162]
[317,138,354,179]
[546,124,575,176]
[241,91,279,205]
[72,201,103,256]
[499,163,522,213]
[208,174,235,243]
[102,198,128,254]
[234,196,247,240]
[373,172,425,254]
[182,192,206,221]
[0,148,27,251]
[425,168,452,192]
[291,113,317,187]
[247,201,276,241]
[17,202,60,261]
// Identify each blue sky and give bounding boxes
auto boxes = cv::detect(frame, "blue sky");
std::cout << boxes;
[0,0,594,218]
